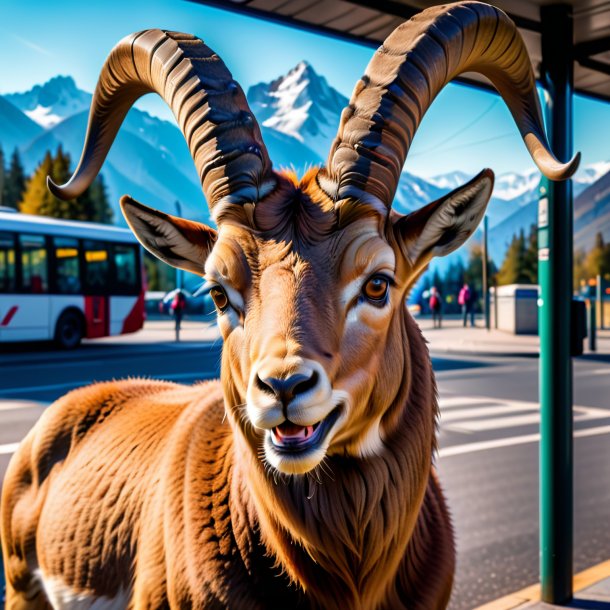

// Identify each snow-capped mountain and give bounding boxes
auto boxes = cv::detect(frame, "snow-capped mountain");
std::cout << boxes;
[489,162,610,205]
[1,76,207,226]
[428,171,473,191]
[5,76,92,128]
[0,95,43,153]
[574,161,610,188]
[492,169,540,202]
[393,172,446,214]
[248,61,347,161]
[3,68,610,269]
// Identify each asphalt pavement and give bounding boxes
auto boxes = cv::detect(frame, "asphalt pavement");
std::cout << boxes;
[0,319,609,610]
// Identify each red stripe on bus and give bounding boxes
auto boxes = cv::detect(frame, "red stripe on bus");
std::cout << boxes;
[121,293,145,334]
[1,306,18,327]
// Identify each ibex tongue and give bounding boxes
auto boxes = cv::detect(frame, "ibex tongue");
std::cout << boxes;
[274,422,315,442]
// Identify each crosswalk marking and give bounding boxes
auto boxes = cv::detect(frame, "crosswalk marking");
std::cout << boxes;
[0,442,20,455]
[0,400,49,412]
[439,424,610,458]
[438,396,498,408]
[440,404,537,422]
[439,395,610,434]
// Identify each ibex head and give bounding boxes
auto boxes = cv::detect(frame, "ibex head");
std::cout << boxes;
[50,3,577,476]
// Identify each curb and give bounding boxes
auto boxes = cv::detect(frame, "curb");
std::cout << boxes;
[0,340,221,367]
[473,559,610,609]
[429,348,540,359]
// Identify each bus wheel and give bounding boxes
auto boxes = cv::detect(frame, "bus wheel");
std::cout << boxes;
[55,311,83,349]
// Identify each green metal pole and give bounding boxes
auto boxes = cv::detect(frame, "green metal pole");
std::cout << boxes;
[539,4,574,604]
[483,216,490,331]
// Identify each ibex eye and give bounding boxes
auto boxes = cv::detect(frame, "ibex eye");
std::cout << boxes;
[210,286,229,312]
[363,276,390,304]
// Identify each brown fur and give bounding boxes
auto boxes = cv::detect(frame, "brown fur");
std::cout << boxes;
[2,172,456,609]
[2,4,576,605]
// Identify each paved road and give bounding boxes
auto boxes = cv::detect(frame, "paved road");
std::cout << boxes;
[434,356,610,609]
[0,338,608,609]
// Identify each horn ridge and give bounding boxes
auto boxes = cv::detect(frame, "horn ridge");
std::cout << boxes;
[48,29,275,217]
[324,1,579,208]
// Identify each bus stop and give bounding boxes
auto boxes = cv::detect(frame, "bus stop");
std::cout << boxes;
[190,0,610,605]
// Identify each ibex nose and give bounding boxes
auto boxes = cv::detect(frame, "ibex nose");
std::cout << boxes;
[255,371,319,406]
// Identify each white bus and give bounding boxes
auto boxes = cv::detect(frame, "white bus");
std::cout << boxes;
[0,210,145,348]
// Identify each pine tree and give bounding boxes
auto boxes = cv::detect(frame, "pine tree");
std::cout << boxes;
[4,149,26,209]
[585,232,610,280]
[574,248,588,291]
[497,229,527,285]
[51,145,81,219]
[19,146,113,222]
[522,224,538,284]
[464,244,483,292]
[19,151,56,216]
[80,174,113,223]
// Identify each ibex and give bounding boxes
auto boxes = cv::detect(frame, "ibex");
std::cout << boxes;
[1,2,577,608]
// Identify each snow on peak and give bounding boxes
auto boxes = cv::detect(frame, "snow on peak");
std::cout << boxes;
[428,170,472,190]
[574,161,610,185]
[247,61,348,160]
[492,168,540,201]
[24,104,64,128]
[5,75,91,129]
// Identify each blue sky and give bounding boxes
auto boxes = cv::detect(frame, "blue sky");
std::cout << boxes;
[1,0,608,178]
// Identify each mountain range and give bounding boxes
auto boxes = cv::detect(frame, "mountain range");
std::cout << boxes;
[1,67,609,267]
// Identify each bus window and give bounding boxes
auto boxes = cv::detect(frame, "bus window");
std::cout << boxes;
[20,234,48,294]
[83,240,109,294]
[113,244,138,294]
[53,237,81,294]
[0,232,16,293]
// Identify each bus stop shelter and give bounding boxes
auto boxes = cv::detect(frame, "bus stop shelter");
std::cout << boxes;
[190,0,610,604]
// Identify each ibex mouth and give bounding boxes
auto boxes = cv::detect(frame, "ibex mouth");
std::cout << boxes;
[272,421,318,445]
[269,407,341,454]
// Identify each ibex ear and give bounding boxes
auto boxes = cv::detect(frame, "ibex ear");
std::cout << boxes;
[394,169,494,271]
[120,195,217,276]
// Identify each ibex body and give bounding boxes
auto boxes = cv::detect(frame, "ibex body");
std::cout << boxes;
[1,3,577,609]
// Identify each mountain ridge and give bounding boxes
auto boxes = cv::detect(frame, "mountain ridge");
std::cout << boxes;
[2,67,609,265]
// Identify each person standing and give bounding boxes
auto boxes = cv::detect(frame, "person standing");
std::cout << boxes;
[459,282,475,327]
[171,289,186,341]
[429,286,442,329]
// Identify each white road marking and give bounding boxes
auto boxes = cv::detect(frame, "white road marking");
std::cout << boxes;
[439,396,497,408]
[440,404,538,422]
[439,424,610,458]
[0,400,48,412]
[440,395,610,433]
[450,406,610,432]
[576,367,610,378]
[0,442,21,455]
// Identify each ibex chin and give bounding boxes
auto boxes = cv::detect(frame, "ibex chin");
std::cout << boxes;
[2,2,577,608]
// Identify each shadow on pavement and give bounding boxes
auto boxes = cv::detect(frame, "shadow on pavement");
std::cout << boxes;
[431,356,494,371]
[568,600,610,609]
[577,353,610,363]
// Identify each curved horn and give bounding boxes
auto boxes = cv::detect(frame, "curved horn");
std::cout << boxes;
[48,30,275,219]
[321,1,580,208]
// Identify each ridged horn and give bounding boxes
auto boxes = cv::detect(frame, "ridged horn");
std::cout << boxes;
[47,29,275,219]
[321,1,580,208]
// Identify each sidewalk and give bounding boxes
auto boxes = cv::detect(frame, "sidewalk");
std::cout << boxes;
[418,316,610,358]
[475,560,610,609]
[84,318,221,346]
